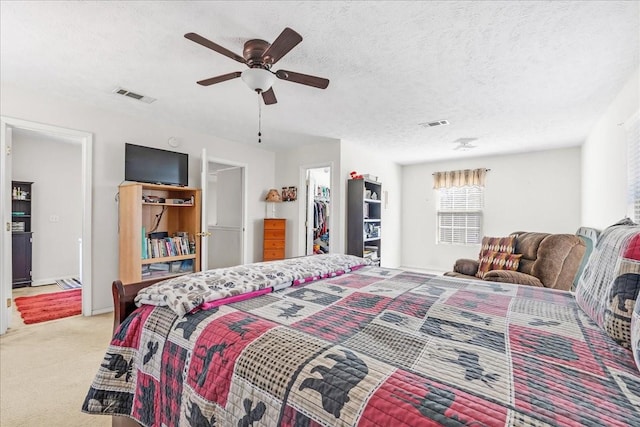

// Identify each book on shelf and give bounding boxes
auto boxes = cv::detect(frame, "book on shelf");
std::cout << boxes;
[148,262,170,271]
[180,259,194,273]
[363,245,379,261]
[141,227,148,259]
[143,233,194,259]
[141,264,151,276]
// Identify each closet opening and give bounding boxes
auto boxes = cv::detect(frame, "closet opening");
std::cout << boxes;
[304,167,331,255]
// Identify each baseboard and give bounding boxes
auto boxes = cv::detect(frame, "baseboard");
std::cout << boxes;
[32,275,78,286]
[31,278,59,286]
[92,307,114,316]
[399,265,446,275]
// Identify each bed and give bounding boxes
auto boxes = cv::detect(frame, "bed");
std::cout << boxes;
[83,226,640,427]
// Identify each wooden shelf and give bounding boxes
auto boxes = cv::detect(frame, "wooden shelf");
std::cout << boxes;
[141,254,196,265]
[119,182,201,284]
[142,202,194,207]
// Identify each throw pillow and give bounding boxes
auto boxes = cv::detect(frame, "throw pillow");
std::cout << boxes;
[476,251,522,279]
[632,300,640,371]
[480,236,517,255]
[603,233,640,349]
[575,221,640,349]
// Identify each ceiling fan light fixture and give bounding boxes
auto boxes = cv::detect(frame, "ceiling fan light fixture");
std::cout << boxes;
[241,68,275,92]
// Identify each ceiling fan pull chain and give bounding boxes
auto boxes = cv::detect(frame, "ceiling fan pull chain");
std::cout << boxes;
[258,93,262,143]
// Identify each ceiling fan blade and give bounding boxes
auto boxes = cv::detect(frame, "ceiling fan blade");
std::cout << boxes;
[197,72,242,86]
[185,32,246,64]
[275,70,329,89]
[262,87,277,105]
[262,28,303,65]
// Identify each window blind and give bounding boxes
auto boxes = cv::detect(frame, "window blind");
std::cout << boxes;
[626,111,640,223]
[437,186,484,244]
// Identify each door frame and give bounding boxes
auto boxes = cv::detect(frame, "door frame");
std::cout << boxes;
[0,116,93,334]
[298,162,334,257]
[203,154,248,266]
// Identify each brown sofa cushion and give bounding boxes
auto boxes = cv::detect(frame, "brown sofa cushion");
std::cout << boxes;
[453,258,479,276]
[531,234,585,291]
[483,270,544,287]
[513,232,550,275]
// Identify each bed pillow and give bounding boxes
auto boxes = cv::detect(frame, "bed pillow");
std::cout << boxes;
[632,300,640,371]
[573,227,600,291]
[135,253,367,316]
[480,235,517,255]
[476,251,522,279]
[575,221,640,348]
[603,233,640,348]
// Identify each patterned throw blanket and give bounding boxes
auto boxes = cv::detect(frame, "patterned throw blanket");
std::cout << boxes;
[84,264,640,426]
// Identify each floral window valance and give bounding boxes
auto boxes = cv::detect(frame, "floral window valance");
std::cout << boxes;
[432,168,488,189]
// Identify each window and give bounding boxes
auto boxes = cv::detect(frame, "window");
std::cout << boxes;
[626,111,640,223]
[437,185,484,244]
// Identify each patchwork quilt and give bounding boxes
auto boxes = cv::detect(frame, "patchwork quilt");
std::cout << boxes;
[83,266,640,426]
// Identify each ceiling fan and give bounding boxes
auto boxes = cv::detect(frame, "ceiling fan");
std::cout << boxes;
[185,28,329,105]
[453,138,478,151]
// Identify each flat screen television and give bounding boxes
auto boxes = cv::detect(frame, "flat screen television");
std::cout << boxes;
[125,143,188,186]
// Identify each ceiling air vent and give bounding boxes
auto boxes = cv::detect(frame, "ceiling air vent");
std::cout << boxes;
[419,120,449,128]
[112,87,156,104]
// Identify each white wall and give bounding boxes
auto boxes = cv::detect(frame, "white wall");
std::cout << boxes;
[274,140,341,258]
[402,147,582,272]
[12,134,82,284]
[309,167,331,188]
[582,69,640,228]
[1,85,276,313]
[340,140,403,268]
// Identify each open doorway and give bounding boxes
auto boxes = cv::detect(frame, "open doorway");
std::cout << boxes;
[12,129,83,283]
[1,117,92,335]
[204,160,246,269]
[304,167,331,255]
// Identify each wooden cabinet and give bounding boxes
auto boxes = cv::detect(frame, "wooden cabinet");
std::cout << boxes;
[12,181,33,288]
[347,179,382,264]
[12,233,32,288]
[118,182,201,284]
[263,218,286,261]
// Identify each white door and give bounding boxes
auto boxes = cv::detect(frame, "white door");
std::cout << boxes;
[0,124,13,334]
[200,148,209,271]
[209,166,243,268]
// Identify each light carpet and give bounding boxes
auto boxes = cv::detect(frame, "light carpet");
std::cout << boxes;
[1,293,113,427]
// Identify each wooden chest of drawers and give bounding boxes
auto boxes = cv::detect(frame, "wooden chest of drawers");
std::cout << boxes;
[263,218,286,261]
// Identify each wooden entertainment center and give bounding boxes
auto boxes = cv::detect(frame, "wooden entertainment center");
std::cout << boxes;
[118,182,201,284]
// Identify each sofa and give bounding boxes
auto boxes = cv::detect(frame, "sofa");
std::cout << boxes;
[444,231,587,291]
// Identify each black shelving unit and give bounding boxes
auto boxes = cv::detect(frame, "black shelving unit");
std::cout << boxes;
[347,178,382,265]
[11,181,33,288]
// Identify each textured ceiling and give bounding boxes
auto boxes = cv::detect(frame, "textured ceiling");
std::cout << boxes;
[1,1,638,164]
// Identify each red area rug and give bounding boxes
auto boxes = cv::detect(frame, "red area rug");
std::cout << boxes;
[14,289,81,324]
